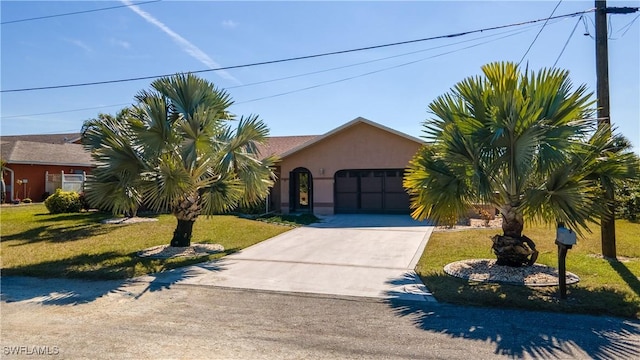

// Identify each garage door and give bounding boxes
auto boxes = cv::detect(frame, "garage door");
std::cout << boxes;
[334,169,410,214]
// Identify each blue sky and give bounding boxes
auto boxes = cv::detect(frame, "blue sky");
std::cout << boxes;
[1,1,639,153]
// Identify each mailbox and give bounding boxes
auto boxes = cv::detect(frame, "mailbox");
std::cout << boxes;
[556,227,576,246]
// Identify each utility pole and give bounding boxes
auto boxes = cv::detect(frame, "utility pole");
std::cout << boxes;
[595,0,616,259]
[594,1,638,259]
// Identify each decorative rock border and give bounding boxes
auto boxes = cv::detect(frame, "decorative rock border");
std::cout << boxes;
[444,259,580,287]
[102,217,159,225]
[137,243,224,259]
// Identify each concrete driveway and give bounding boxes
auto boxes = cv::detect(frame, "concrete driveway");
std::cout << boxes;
[158,214,435,301]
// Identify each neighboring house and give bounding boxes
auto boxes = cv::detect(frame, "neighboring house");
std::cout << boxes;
[1,133,94,202]
[1,117,424,213]
[261,117,424,215]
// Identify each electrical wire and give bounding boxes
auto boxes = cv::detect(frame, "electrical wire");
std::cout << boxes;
[236,29,534,105]
[518,0,563,65]
[0,103,133,120]
[1,0,161,25]
[227,21,554,90]
[0,8,594,94]
[552,16,582,68]
[1,22,550,119]
[610,13,640,39]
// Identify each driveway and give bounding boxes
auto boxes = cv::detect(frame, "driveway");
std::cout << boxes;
[156,214,435,301]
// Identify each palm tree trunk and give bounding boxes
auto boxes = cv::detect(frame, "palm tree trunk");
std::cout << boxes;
[492,205,538,267]
[170,193,201,247]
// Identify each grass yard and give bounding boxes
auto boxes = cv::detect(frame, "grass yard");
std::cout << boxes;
[0,204,290,280]
[416,220,640,319]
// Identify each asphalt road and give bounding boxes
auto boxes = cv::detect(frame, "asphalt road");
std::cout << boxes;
[2,276,639,359]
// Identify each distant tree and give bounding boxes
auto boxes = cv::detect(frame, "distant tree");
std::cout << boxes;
[404,62,638,266]
[82,74,276,247]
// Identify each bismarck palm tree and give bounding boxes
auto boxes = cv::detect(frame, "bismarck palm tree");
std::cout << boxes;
[82,74,276,247]
[404,62,638,267]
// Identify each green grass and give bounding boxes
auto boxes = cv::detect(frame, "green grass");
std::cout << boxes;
[0,204,290,280]
[416,221,640,319]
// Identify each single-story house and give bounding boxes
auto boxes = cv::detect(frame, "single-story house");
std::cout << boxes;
[1,118,424,214]
[1,134,94,202]
[260,117,424,215]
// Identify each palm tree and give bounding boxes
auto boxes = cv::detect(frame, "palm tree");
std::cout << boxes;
[404,62,638,267]
[82,74,276,247]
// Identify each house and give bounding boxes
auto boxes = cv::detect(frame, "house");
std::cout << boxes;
[1,134,93,202]
[261,117,424,215]
[1,117,424,213]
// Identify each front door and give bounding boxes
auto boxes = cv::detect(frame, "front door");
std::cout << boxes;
[290,167,312,213]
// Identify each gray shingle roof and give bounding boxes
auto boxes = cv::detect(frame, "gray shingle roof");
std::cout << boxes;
[0,133,82,145]
[1,140,94,167]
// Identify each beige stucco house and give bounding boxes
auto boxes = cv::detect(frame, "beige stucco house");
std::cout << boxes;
[260,117,424,215]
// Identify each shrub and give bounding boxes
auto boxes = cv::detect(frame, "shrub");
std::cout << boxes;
[44,189,82,214]
[617,183,640,221]
[78,192,91,211]
[22,198,32,203]
[234,199,268,215]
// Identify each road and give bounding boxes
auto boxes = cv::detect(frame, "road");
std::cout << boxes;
[2,277,639,359]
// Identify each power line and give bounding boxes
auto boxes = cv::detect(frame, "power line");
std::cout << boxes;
[552,16,582,68]
[518,0,563,65]
[236,28,535,105]
[610,13,640,39]
[1,8,594,94]
[0,22,551,120]
[0,103,133,120]
[228,21,551,89]
[0,0,161,25]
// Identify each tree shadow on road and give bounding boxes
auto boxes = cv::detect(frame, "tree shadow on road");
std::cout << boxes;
[1,262,227,306]
[385,273,640,359]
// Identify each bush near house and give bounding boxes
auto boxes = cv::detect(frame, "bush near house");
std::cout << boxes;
[617,183,640,221]
[44,189,82,214]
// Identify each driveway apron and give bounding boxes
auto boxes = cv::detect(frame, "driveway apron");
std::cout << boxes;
[160,214,435,301]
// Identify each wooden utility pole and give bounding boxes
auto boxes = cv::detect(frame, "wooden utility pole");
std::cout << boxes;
[594,1,638,259]
[595,0,616,259]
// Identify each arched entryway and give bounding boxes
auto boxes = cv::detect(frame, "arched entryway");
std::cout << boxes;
[289,167,313,213]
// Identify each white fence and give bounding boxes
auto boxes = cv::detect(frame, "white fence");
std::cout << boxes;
[45,171,86,194]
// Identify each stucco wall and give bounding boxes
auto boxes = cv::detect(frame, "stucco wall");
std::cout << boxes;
[2,164,93,202]
[278,122,422,215]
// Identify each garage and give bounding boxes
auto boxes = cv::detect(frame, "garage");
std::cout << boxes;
[334,169,410,214]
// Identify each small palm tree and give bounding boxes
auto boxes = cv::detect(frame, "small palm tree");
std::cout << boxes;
[404,62,638,266]
[82,74,276,247]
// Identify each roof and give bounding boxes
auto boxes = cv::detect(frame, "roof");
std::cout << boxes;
[0,117,422,165]
[257,135,319,158]
[1,140,94,167]
[0,133,82,145]
[279,117,424,159]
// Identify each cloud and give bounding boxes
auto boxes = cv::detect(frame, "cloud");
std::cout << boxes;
[222,20,238,29]
[110,38,131,49]
[121,0,240,84]
[65,39,92,53]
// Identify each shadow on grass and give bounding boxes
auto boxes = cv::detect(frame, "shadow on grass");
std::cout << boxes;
[608,260,640,297]
[2,212,116,245]
[385,273,640,359]
[1,252,228,306]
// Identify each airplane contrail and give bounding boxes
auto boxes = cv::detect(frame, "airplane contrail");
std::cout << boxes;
[121,0,240,84]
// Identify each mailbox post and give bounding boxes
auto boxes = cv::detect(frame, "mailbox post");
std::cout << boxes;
[555,224,576,299]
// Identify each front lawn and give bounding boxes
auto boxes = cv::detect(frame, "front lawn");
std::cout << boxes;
[0,204,290,279]
[416,221,640,318]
